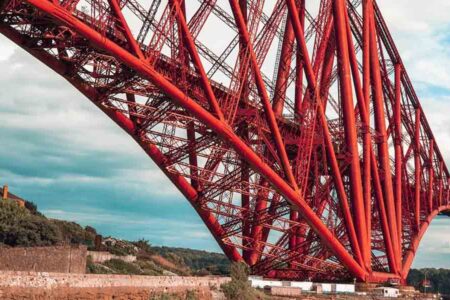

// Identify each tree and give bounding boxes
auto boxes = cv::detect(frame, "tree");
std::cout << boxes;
[221,262,262,300]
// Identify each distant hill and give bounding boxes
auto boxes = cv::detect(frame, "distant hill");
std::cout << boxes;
[0,194,230,276]
[407,268,450,295]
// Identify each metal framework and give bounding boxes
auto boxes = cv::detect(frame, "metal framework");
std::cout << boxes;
[0,0,448,283]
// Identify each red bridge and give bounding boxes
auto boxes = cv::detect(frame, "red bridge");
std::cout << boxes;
[0,0,448,283]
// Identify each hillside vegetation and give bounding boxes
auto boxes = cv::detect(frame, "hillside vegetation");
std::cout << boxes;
[0,199,230,276]
[407,268,450,294]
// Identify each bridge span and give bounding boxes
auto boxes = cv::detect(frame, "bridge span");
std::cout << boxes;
[0,0,449,283]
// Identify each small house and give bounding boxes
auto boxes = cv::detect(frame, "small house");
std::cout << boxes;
[374,287,400,298]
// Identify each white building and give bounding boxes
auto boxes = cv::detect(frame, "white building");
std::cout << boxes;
[374,287,400,298]
[248,276,355,294]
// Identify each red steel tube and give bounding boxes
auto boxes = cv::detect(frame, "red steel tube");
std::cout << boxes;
[371,152,398,274]
[362,0,372,240]
[439,162,444,207]
[294,0,305,117]
[414,109,422,229]
[427,140,435,213]
[333,0,369,268]
[369,10,401,272]
[394,64,403,246]
[272,18,295,117]
[344,7,373,271]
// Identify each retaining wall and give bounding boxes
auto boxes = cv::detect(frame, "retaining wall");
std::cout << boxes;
[0,245,87,273]
[0,271,230,300]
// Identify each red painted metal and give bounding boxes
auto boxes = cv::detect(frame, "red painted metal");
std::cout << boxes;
[0,0,449,283]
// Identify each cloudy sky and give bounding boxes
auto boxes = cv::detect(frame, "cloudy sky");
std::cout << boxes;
[1,0,450,268]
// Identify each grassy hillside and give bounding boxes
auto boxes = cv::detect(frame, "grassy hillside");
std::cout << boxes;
[0,198,230,276]
[151,246,230,276]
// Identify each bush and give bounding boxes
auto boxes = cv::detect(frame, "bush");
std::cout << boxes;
[85,225,97,235]
[0,200,61,247]
[24,201,38,215]
[136,260,164,275]
[103,259,141,275]
[0,200,99,248]
[221,262,261,300]
[133,238,152,254]
[52,219,91,245]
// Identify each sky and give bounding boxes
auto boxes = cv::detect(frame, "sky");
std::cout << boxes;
[1,0,450,268]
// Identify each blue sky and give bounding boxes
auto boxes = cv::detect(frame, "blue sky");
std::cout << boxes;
[1,0,450,268]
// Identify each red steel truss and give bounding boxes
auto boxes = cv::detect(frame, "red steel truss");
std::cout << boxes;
[0,0,449,283]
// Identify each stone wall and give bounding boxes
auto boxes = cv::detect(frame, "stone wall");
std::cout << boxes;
[0,271,230,300]
[0,245,87,273]
[0,287,217,300]
[0,271,230,289]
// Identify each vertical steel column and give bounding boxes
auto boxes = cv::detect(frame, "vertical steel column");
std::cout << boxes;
[186,123,199,190]
[345,7,373,270]
[371,152,397,274]
[362,0,372,240]
[427,140,435,213]
[319,40,336,107]
[333,0,369,268]
[294,0,305,117]
[241,160,251,261]
[394,64,403,247]
[238,0,251,263]
[414,109,422,229]
[447,179,450,206]
[438,162,444,207]
[273,18,295,116]
[369,8,400,272]
[248,181,269,266]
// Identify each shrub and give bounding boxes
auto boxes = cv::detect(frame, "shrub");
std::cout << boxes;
[24,201,38,215]
[103,259,141,275]
[221,262,261,300]
[52,219,89,245]
[85,225,97,235]
[0,200,61,247]
[137,260,164,275]
[134,238,152,254]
